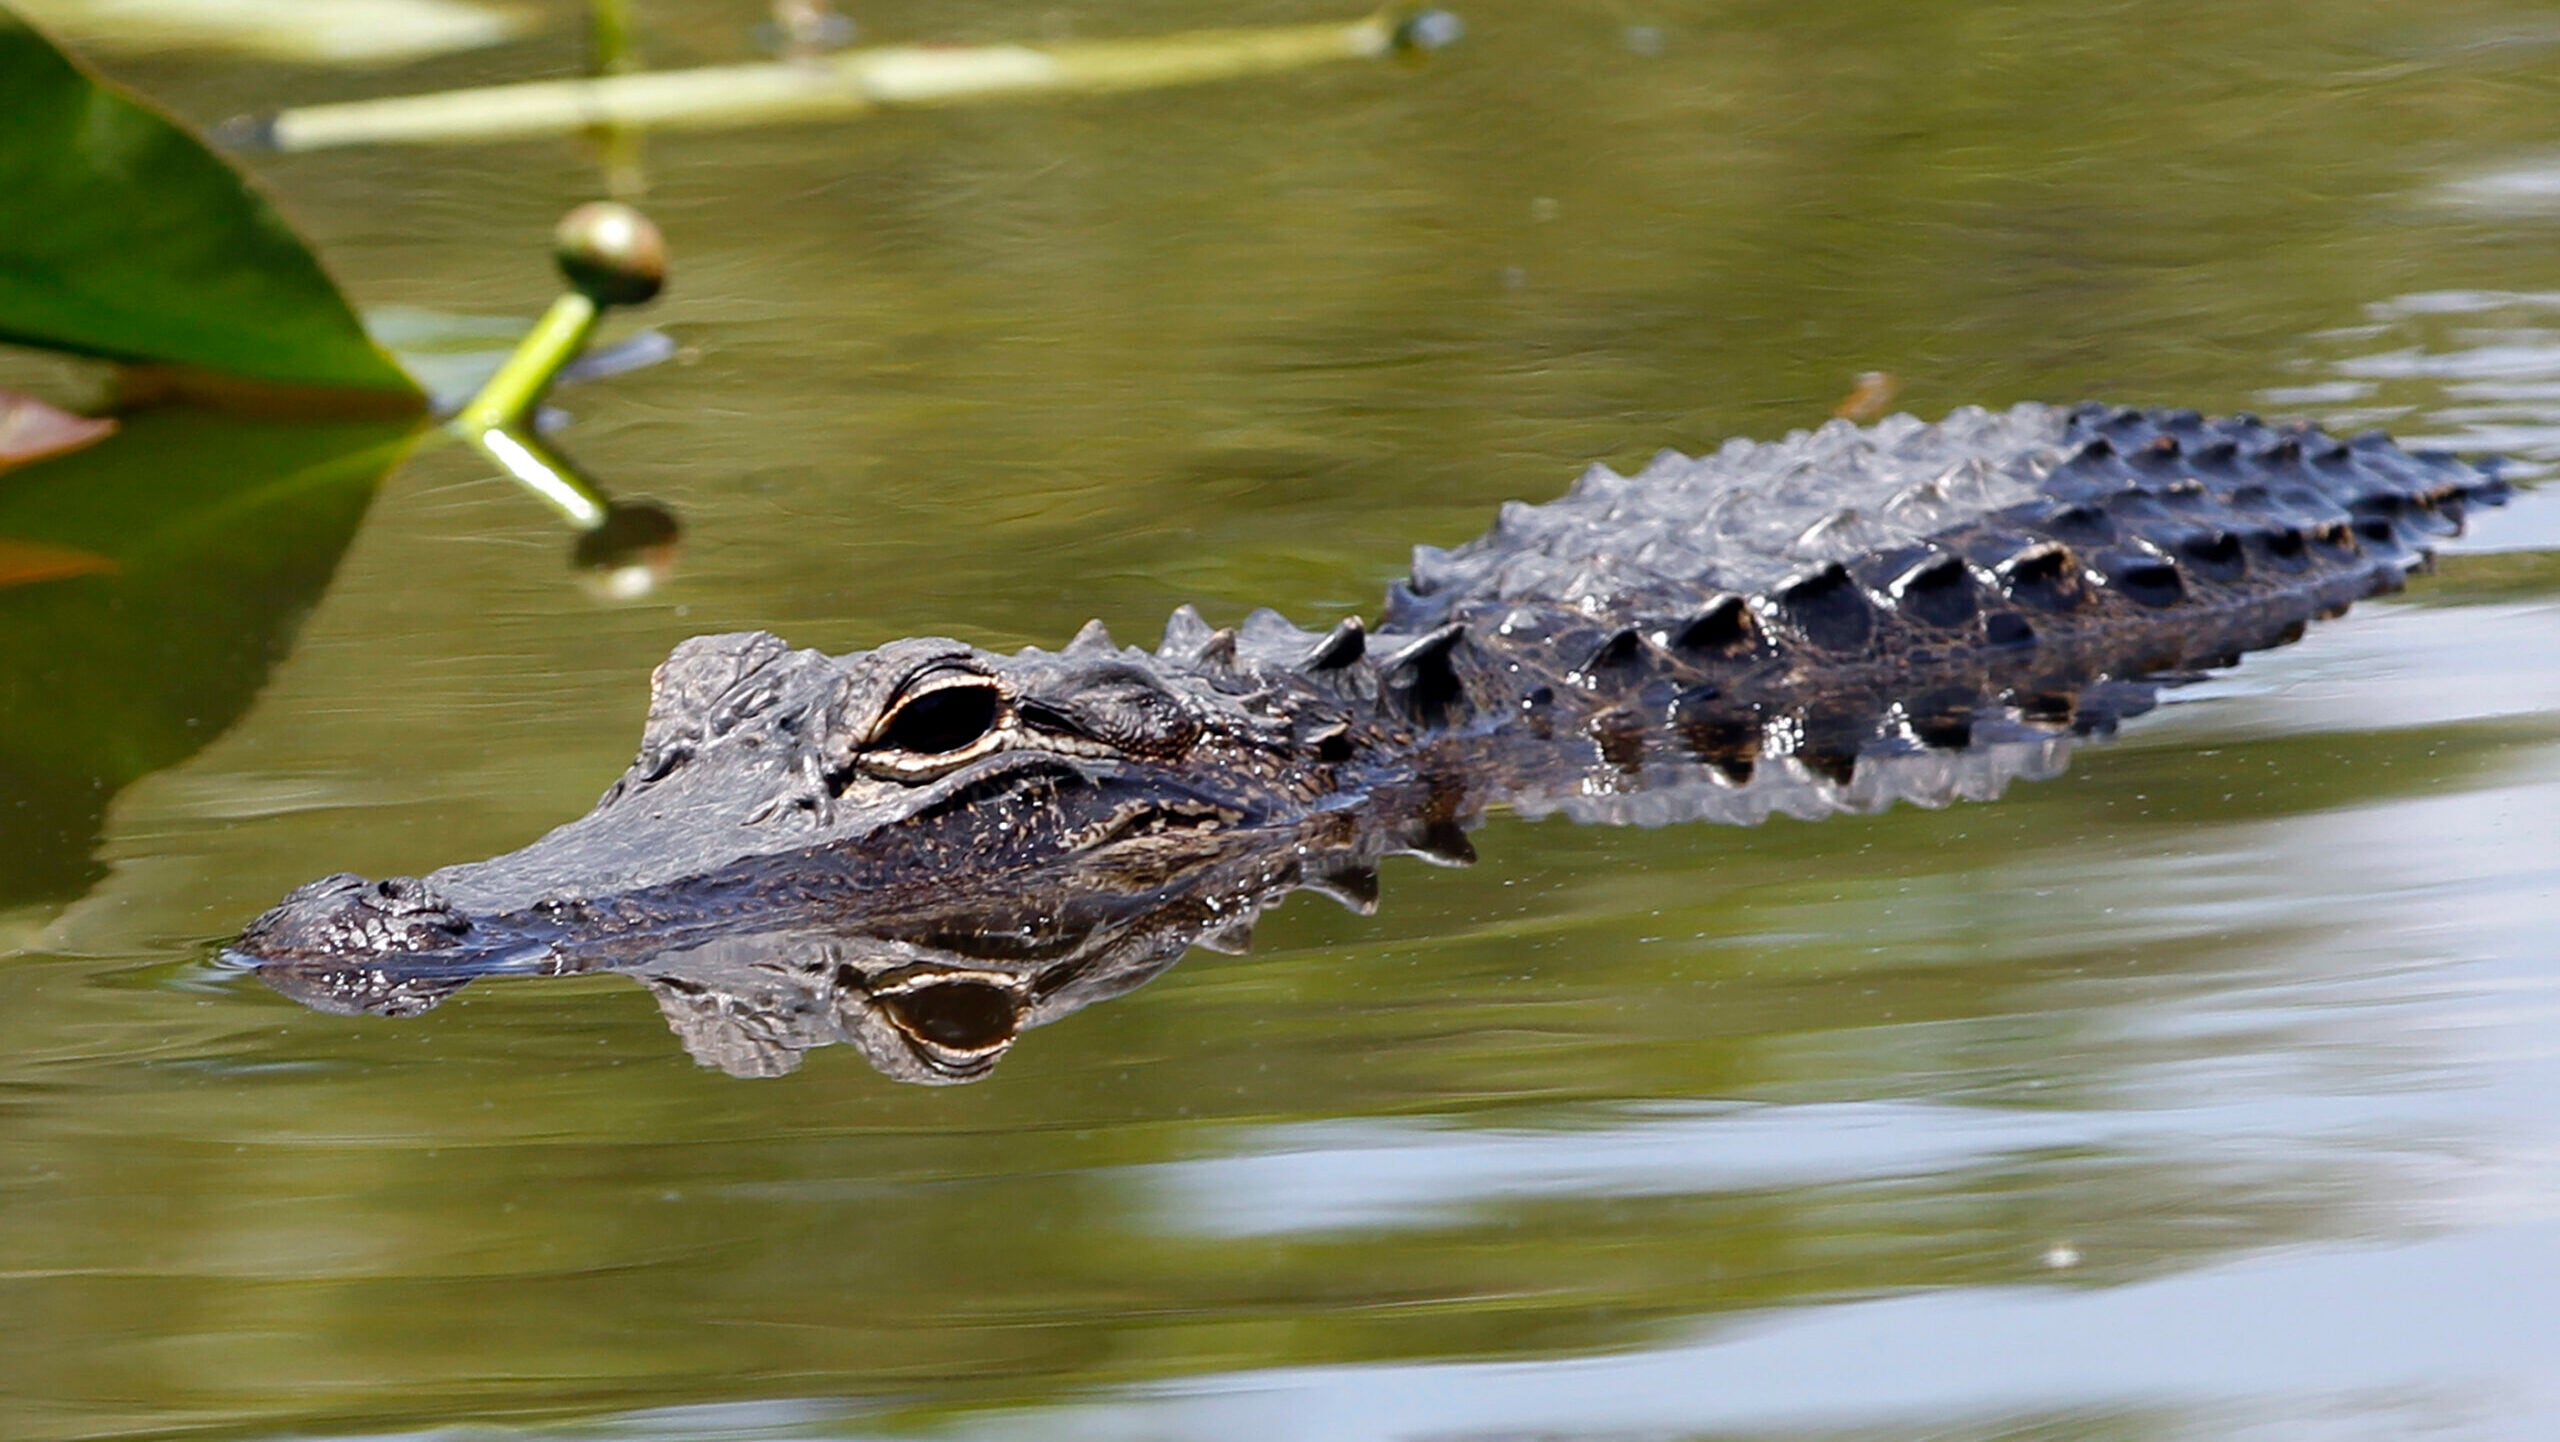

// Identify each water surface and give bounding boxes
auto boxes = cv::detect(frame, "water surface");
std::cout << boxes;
[5,1,2560,1437]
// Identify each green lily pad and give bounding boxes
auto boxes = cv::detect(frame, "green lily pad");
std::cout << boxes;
[0,10,421,398]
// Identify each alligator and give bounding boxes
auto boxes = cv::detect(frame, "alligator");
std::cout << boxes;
[234,402,2513,1077]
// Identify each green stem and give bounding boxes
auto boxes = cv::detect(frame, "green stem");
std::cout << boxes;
[586,0,651,194]
[588,0,640,75]
[449,292,613,528]
[452,292,599,433]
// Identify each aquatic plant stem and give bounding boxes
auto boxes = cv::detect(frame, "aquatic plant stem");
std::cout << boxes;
[449,203,666,530]
[587,0,639,75]
[452,291,598,434]
[246,10,1452,149]
[448,293,610,528]
[584,0,650,196]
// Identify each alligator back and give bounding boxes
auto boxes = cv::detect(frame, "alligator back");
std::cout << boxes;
[1173,404,2509,827]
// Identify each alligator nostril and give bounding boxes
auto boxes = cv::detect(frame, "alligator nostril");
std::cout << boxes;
[235,873,471,962]
[366,876,464,919]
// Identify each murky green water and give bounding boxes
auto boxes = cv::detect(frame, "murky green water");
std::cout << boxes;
[7,1,2560,1437]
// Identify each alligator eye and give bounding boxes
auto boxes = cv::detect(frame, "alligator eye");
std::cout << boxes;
[878,683,1003,756]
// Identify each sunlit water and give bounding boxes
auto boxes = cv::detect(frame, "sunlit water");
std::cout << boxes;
[5,2,2560,1438]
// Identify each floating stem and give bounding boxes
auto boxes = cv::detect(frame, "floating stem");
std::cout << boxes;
[583,0,650,194]
[241,9,1457,150]
[450,292,599,434]
[587,0,640,75]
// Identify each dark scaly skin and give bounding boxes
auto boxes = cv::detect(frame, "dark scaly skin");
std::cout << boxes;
[235,405,2511,1020]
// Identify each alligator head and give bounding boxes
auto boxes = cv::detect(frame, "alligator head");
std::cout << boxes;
[232,627,1347,970]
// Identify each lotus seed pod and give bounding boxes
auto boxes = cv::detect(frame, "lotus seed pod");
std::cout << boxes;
[554,202,667,307]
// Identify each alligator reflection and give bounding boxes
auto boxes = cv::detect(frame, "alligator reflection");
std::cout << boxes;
[255,805,1477,1082]
[268,904,1208,1083]
[249,732,2084,1083]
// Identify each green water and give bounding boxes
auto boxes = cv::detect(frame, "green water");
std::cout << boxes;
[7,1,2560,1437]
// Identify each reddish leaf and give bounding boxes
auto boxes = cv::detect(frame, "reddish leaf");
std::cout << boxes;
[0,534,119,587]
[0,389,115,474]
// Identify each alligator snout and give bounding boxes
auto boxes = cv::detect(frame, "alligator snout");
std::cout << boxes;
[233,872,472,962]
